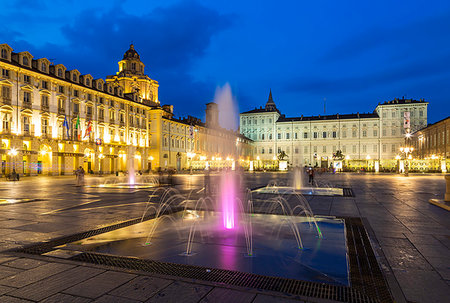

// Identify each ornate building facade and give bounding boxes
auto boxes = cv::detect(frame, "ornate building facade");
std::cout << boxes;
[412,116,449,172]
[240,91,428,170]
[0,43,251,176]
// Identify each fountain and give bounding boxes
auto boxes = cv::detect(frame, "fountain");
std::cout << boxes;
[253,166,344,196]
[61,85,349,286]
[87,147,159,189]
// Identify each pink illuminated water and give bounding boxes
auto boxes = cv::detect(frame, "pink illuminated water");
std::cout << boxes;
[221,172,236,229]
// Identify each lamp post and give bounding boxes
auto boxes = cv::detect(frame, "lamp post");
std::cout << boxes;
[8,148,18,179]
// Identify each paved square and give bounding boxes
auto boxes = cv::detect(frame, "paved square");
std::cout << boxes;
[0,173,448,302]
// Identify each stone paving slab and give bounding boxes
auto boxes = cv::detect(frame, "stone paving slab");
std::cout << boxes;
[393,268,450,303]
[0,262,74,288]
[0,296,33,302]
[7,266,104,301]
[0,255,18,265]
[0,284,16,295]
[0,265,23,280]
[2,258,47,270]
[199,287,256,303]
[253,294,306,302]
[146,281,212,303]
[93,294,141,303]
[108,275,173,302]
[40,292,93,303]
[63,270,137,299]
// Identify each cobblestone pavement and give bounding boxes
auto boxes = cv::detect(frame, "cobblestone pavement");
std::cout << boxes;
[0,173,448,302]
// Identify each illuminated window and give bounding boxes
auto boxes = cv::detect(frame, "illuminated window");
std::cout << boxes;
[1,86,11,100]
[41,95,49,108]
[41,119,48,134]
[23,91,31,103]
[1,69,9,78]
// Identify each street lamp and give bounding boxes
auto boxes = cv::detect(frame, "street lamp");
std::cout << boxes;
[8,148,18,178]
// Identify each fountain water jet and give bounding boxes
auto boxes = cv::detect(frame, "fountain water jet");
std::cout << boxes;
[221,171,237,230]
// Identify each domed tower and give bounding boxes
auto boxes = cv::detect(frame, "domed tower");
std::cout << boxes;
[118,44,145,76]
[107,44,159,105]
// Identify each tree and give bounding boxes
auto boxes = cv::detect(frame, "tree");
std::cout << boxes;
[277,150,288,161]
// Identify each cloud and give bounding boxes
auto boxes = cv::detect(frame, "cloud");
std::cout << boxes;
[321,11,450,63]
[1,0,235,119]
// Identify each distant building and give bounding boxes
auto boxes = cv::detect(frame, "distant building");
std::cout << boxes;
[412,116,449,172]
[0,43,251,176]
[240,90,428,170]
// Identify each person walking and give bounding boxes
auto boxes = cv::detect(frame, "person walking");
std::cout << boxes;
[308,167,315,185]
[75,167,81,186]
[79,166,85,186]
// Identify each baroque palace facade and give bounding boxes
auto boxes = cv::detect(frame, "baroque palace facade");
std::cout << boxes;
[240,91,429,170]
[0,43,252,176]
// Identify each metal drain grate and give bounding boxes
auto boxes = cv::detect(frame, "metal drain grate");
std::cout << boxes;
[343,188,355,197]
[344,217,393,303]
[14,207,181,255]
[70,252,377,303]
[14,212,391,302]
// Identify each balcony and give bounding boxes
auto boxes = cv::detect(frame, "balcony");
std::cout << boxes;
[41,104,50,112]
[1,97,11,105]
[22,129,34,137]
[23,101,32,109]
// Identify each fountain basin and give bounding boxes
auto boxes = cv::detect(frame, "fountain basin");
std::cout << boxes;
[253,186,344,196]
[87,183,158,189]
[61,211,349,286]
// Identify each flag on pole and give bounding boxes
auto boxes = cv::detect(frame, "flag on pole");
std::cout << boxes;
[75,115,81,140]
[84,120,92,138]
[63,115,70,139]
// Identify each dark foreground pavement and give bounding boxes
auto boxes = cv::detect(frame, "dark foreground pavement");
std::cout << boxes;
[0,173,448,302]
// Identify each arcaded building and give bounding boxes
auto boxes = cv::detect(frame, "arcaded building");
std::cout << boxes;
[0,43,251,176]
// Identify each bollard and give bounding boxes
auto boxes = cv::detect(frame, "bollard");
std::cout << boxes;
[445,175,450,202]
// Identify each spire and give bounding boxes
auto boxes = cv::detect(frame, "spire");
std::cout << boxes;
[265,89,277,111]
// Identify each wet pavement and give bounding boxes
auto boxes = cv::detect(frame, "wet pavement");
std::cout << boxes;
[0,172,448,302]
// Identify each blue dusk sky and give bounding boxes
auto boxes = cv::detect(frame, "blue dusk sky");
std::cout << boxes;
[2,0,450,127]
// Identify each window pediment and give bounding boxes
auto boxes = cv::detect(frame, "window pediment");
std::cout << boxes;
[40,112,50,118]
[39,89,51,95]
[0,79,13,86]
[0,105,14,112]
[21,84,34,91]
[20,108,33,116]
